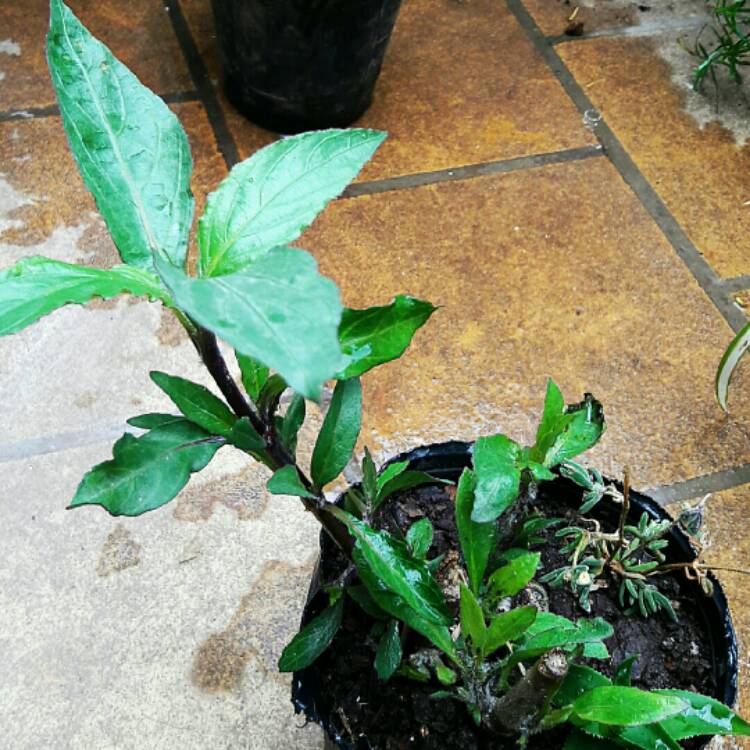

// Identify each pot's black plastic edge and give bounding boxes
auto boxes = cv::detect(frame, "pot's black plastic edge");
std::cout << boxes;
[290,441,739,750]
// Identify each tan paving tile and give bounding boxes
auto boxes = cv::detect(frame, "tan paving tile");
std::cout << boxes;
[668,485,750,741]
[181,0,596,178]
[0,101,226,267]
[559,35,750,278]
[0,0,193,112]
[300,156,750,490]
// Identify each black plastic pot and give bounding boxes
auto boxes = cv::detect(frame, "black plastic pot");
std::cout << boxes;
[209,0,403,133]
[292,441,739,750]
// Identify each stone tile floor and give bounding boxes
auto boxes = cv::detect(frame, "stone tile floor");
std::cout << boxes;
[2,0,750,747]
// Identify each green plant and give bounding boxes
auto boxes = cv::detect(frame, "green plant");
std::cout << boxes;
[688,0,750,90]
[281,381,750,747]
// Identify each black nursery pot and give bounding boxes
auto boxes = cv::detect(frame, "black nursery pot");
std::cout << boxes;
[209,0,403,133]
[292,442,739,750]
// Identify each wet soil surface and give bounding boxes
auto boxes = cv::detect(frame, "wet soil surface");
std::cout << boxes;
[302,482,717,750]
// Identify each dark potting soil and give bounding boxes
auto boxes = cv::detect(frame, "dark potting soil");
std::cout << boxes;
[309,482,717,750]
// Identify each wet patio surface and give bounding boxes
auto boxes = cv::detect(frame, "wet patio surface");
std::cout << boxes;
[2,0,750,747]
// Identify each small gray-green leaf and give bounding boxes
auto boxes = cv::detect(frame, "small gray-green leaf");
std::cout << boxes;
[406,518,434,559]
[455,468,496,593]
[487,552,541,598]
[311,378,362,488]
[278,597,344,672]
[337,295,436,379]
[47,0,193,268]
[236,352,269,402]
[150,371,235,436]
[374,620,402,681]
[0,256,170,336]
[198,129,385,276]
[156,247,346,400]
[267,465,317,499]
[572,687,688,726]
[472,434,521,522]
[69,420,222,516]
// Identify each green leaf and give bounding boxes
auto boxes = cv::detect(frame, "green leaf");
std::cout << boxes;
[487,552,541,598]
[376,460,409,493]
[375,470,442,511]
[280,393,306,454]
[150,371,236,436]
[523,614,613,651]
[556,665,612,708]
[484,606,537,657]
[47,0,192,269]
[126,413,183,429]
[655,689,750,739]
[69,419,222,515]
[337,295,437,379]
[156,246,346,400]
[278,597,344,672]
[198,129,386,277]
[257,374,288,415]
[564,730,614,750]
[459,584,487,654]
[310,378,362,488]
[406,518,434,559]
[339,512,451,626]
[347,585,388,620]
[716,320,750,411]
[529,380,605,468]
[374,620,402,681]
[352,545,456,660]
[572,687,688,727]
[471,434,522,522]
[362,448,378,504]
[226,417,266,454]
[0,256,170,336]
[267,465,317,499]
[614,656,638,687]
[236,352,269,402]
[454,468,496,593]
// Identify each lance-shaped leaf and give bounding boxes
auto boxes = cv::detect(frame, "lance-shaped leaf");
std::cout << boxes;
[267,465,317,499]
[280,393,306,455]
[278,597,344,672]
[335,510,451,626]
[555,665,611,708]
[127,413,184,430]
[716,321,750,411]
[572,687,688,727]
[69,419,223,516]
[529,379,605,468]
[455,468,496,593]
[236,352,269,402]
[47,0,193,269]
[459,584,487,654]
[406,518,433,559]
[311,378,362,489]
[337,296,437,379]
[484,606,537,657]
[198,129,385,277]
[471,434,521,523]
[156,247,346,400]
[0,256,170,336]
[150,371,235,436]
[653,690,750,740]
[374,468,443,512]
[374,620,402,681]
[487,551,541,598]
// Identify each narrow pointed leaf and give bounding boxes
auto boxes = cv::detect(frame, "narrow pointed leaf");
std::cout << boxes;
[156,247,346,400]
[471,434,521,522]
[337,296,437,379]
[226,417,266,454]
[311,378,362,488]
[236,352,269,401]
[716,321,750,411]
[278,597,344,672]
[127,413,183,429]
[614,656,638,687]
[455,468,496,592]
[655,689,750,739]
[47,0,193,268]
[484,606,537,656]
[406,518,434,559]
[69,419,223,515]
[532,378,566,462]
[572,687,688,726]
[556,665,612,708]
[198,129,386,276]
[150,371,235,436]
[487,552,541,598]
[459,584,487,653]
[0,256,170,336]
[280,393,306,454]
[374,620,402,681]
[267,465,317,499]
[375,470,442,511]
[376,460,409,493]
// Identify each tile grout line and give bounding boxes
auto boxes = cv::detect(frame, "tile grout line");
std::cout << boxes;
[506,0,747,334]
[646,463,750,505]
[547,15,709,46]
[0,91,201,124]
[343,145,604,198]
[163,0,240,168]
